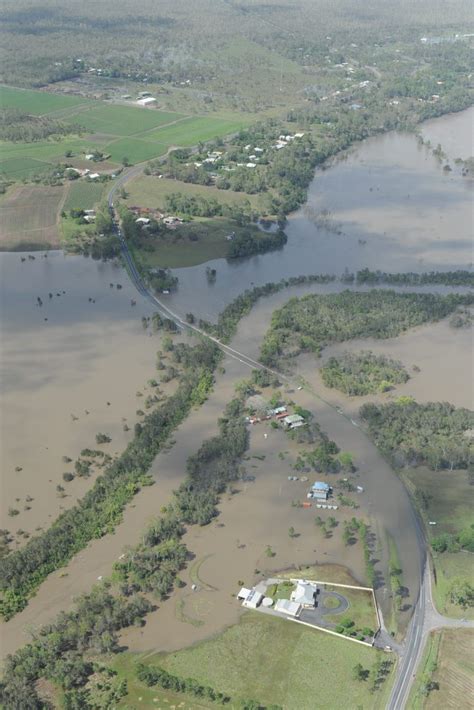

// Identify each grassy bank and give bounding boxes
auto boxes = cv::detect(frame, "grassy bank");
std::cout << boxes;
[403,468,474,619]
[122,613,392,710]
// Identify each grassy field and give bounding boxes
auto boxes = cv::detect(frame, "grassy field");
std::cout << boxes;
[117,613,392,710]
[125,175,263,210]
[409,629,474,709]
[106,137,168,163]
[63,181,105,211]
[68,104,185,136]
[0,85,88,114]
[130,219,264,268]
[144,116,248,146]
[404,468,474,618]
[0,87,253,179]
[0,184,64,248]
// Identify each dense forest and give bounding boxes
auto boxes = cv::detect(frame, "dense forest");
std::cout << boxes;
[259,291,474,367]
[321,352,409,396]
[360,400,474,471]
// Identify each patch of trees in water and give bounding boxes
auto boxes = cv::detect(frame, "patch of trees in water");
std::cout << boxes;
[360,400,474,471]
[259,291,474,367]
[321,351,409,396]
[0,339,221,621]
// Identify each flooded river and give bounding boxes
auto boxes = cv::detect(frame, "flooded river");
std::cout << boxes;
[164,107,473,320]
[1,108,472,658]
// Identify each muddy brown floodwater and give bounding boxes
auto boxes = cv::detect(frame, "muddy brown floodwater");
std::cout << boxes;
[1,107,472,661]
[0,252,165,539]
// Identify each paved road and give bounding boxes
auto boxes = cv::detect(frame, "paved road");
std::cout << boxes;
[107,170,473,709]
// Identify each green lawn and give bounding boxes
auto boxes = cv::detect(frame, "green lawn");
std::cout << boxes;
[106,137,168,164]
[63,181,106,211]
[0,85,88,114]
[69,104,185,137]
[323,585,378,631]
[146,116,247,146]
[143,613,390,709]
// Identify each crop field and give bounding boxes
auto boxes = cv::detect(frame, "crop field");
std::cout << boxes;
[0,156,50,179]
[144,116,248,146]
[106,137,168,164]
[68,103,185,136]
[410,629,474,709]
[0,85,87,114]
[0,184,64,248]
[63,181,105,211]
[138,613,391,710]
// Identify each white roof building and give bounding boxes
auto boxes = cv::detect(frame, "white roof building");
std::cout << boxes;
[246,162,257,168]
[136,217,151,225]
[88,173,100,180]
[291,581,318,607]
[237,587,252,600]
[275,599,302,617]
[137,97,157,106]
[242,589,264,609]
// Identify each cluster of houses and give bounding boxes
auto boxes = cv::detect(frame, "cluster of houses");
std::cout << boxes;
[129,207,184,229]
[246,404,305,431]
[238,579,319,620]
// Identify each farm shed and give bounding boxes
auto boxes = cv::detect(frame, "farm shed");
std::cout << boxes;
[274,599,302,617]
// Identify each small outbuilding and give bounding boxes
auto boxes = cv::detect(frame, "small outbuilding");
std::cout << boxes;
[282,414,305,429]
[137,96,157,106]
[242,589,264,609]
[274,599,302,617]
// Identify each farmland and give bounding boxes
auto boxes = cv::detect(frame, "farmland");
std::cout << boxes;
[113,613,393,710]
[62,180,105,212]
[0,184,64,248]
[0,87,255,180]
[410,629,474,709]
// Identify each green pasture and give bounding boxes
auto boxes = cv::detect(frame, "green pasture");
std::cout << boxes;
[68,104,185,136]
[146,116,247,146]
[124,175,263,209]
[0,85,87,114]
[137,613,390,709]
[106,137,168,164]
[0,156,49,178]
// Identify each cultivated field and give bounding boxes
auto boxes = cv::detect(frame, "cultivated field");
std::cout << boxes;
[0,184,65,248]
[0,85,87,114]
[410,629,474,709]
[62,180,105,212]
[0,87,253,179]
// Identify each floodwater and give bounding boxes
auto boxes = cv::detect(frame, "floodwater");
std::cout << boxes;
[0,252,160,538]
[421,106,474,161]
[164,107,473,320]
[1,107,473,659]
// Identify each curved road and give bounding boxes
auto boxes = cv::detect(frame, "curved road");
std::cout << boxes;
[108,170,473,709]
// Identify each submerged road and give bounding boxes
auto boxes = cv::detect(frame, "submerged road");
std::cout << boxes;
[108,173,473,709]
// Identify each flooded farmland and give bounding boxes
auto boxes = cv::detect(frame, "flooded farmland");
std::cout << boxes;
[1,108,472,660]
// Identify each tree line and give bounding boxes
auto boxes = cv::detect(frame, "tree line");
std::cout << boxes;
[321,351,409,396]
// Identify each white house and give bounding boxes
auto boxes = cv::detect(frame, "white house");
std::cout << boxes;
[242,589,264,609]
[136,217,151,225]
[246,162,257,168]
[137,97,157,106]
[88,173,100,180]
[291,581,318,608]
[274,599,302,617]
